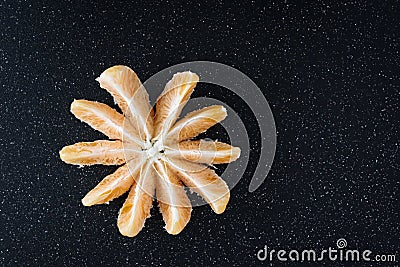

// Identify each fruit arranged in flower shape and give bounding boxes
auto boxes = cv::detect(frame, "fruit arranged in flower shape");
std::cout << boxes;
[60,65,240,236]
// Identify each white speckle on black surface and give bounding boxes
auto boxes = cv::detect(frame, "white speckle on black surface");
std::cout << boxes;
[1,1,399,266]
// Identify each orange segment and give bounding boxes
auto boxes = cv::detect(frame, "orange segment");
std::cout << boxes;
[166,158,230,214]
[167,105,227,143]
[117,161,156,237]
[82,164,137,206]
[153,72,199,140]
[71,100,124,140]
[59,140,126,166]
[96,65,153,141]
[154,160,192,235]
[166,139,240,165]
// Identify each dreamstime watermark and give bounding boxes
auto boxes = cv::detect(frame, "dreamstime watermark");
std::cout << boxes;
[257,238,397,263]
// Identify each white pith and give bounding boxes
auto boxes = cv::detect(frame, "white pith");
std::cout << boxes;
[144,139,165,160]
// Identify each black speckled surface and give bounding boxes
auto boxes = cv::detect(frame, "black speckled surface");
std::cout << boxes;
[1,1,399,266]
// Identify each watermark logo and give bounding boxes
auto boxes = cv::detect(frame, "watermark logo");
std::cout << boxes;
[123,61,277,207]
[336,238,347,249]
[257,238,396,263]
